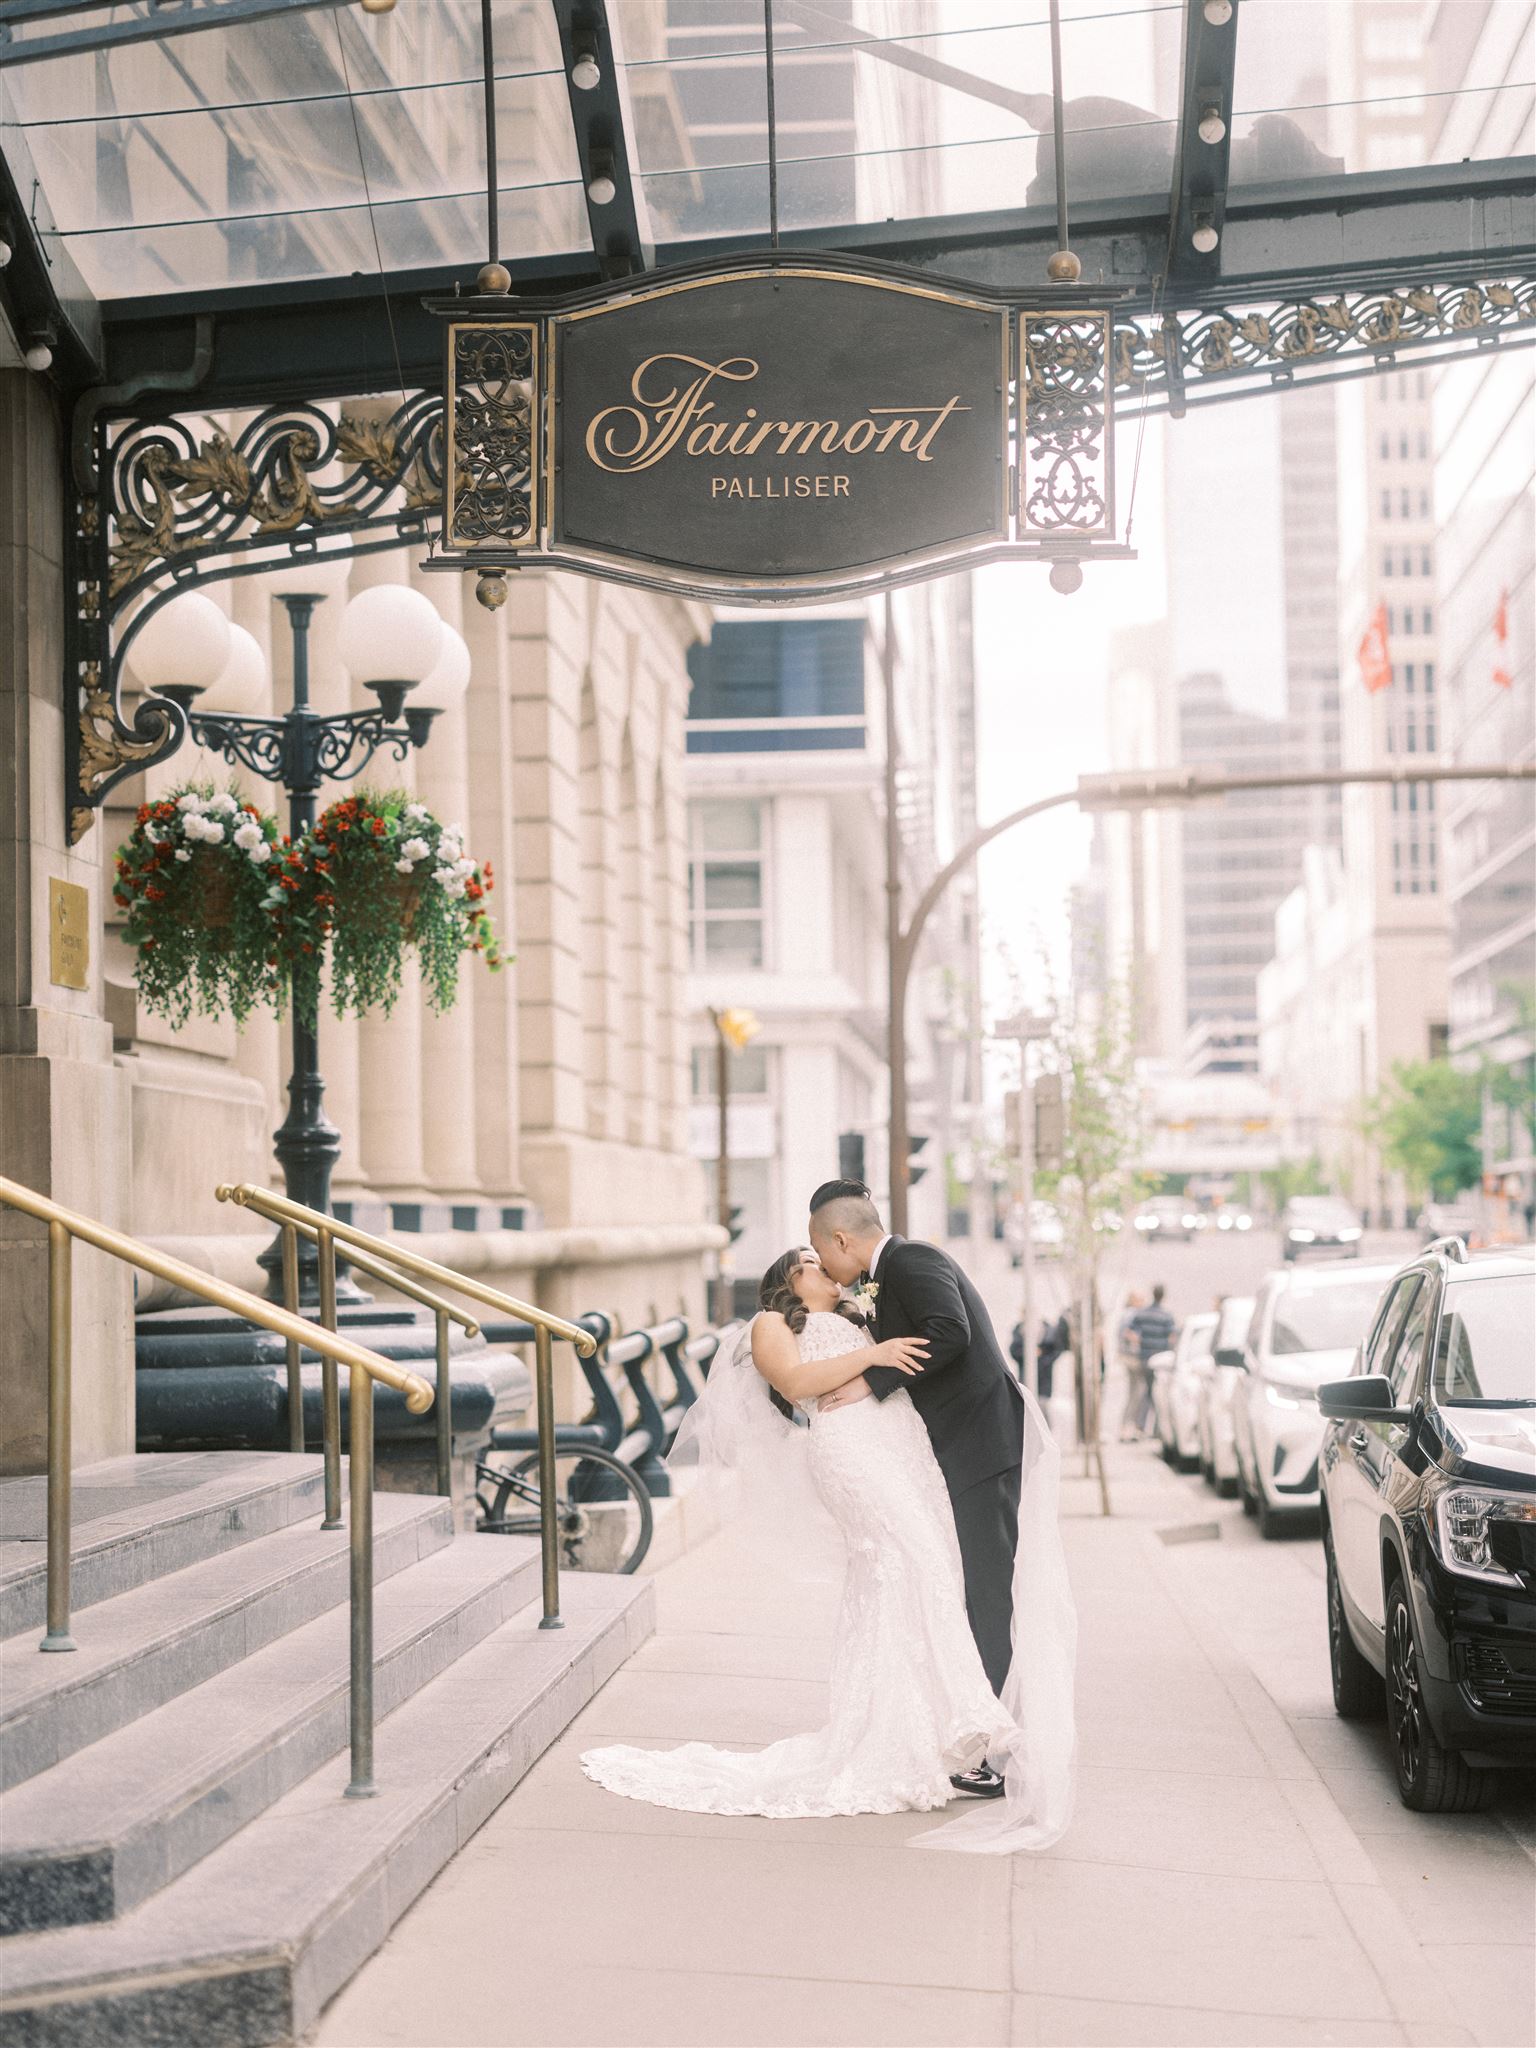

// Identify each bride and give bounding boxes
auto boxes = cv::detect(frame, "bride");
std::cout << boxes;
[581,1246,1075,1853]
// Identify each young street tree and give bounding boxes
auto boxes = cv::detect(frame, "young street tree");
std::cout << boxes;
[1367,1058,1484,1202]
[1033,981,1145,1517]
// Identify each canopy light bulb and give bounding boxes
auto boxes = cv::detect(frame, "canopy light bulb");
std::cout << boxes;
[587,170,617,206]
[1191,217,1220,254]
[1203,0,1234,23]
[1198,106,1227,145]
[24,340,53,373]
[0,237,12,269]
[359,0,396,12]
[571,51,601,90]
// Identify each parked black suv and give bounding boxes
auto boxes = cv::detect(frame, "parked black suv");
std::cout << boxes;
[1318,1241,1536,1811]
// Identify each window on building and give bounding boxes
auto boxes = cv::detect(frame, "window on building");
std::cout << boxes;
[1383,552,1395,578]
[1379,432,1391,460]
[1381,490,1392,519]
[689,800,766,971]
[687,620,865,721]
[1421,546,1432,575]
[1400,488,1412,518]
[1419,489,1430,517]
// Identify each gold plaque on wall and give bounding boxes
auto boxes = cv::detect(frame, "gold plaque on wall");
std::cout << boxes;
[48,878,90,992]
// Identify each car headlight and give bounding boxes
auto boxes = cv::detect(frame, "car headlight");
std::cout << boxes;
[1338,1227,1363,1242]
[1431,1486,1536,1587]
[1237,1215,1252,1230]
[1288,1228,1315,1242]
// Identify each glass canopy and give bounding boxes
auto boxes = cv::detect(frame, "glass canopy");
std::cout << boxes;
[0,0,1529,305]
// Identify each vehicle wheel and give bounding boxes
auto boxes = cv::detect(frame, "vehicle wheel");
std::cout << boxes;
[479,1445,654,1574]
[1326,1530,1383,1720]
[1238,1460,1257,1514]
[1217,1469,1238,1500]
[1256,1487,1284,1539]
[1385,1579,1490,1811]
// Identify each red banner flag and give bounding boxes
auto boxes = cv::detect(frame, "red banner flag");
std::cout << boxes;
[1493,587,1512,688]
[1357,601,1392,694]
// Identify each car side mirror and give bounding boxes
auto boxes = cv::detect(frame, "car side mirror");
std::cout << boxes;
[1318,1374,1415,1424]
[1214,1346,1246,1370]
[1148,1349,1174,1371]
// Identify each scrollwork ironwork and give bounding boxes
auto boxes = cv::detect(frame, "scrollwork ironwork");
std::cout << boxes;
[1019,311,1113,539]
[69,391,446,841]
[190,708,423,792]
[1113,277,1536,406]
[445,322,538,550]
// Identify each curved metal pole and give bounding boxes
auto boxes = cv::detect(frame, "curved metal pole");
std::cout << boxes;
[886,760,1536,1239]
[888,789,1078,1235]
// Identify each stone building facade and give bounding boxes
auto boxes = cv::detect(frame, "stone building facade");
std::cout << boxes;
[1,366,721,1473]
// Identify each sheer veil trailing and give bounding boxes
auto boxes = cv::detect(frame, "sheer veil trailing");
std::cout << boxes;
[665,1316,1077,1855]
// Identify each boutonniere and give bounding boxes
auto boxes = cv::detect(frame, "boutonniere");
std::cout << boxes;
[849,1279,880,1320]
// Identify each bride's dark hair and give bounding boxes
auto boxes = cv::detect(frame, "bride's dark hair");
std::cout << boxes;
[757,1248,865,1335]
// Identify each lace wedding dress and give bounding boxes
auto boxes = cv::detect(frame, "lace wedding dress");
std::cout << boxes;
[581,1311,1021,1822]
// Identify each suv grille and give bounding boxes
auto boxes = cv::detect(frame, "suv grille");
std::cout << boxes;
[1459,1641,1536,1716]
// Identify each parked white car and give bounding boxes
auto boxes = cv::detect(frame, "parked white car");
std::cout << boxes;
[1232,1261,1401,1538]
[1151,1310,1218,1470]
[1198,1294,1256,1496]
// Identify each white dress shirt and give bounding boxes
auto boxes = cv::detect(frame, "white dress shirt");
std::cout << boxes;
[867,1233,892,1278]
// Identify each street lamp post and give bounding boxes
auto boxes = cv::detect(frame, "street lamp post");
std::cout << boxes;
[709,1005,761,1325]
[998,1011,1054,1394]
[134,583,468,1302]
[885,760,1536,1243]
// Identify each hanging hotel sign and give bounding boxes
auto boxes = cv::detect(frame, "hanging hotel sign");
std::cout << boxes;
[431,255,1123,606]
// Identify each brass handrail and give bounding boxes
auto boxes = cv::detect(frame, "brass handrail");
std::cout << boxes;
[269,1212,479,1512]
[217,1182,594,1629]
[0,1170,431,1800]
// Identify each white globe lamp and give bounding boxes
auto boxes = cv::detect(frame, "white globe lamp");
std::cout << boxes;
[339,585,444,720]
[414,624,471,714]
[127,592,232,709]
[200,623,268,715]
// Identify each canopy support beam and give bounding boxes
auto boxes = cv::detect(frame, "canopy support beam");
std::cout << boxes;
[1166,0,1240,282]
[550,0,653,280]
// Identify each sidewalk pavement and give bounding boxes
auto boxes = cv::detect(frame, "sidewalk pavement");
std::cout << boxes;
[314,1413,1535,2048]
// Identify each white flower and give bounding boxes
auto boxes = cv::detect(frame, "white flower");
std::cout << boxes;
[209,793,239,816]
[201,821,226,845]
[399,836,430,865]
[437,837,461,863]
[233,821,264,851]
[144,825,162,846]
[394,858,415,875]
[247,843,271,865]
[174,848,192,863]
[175,791,207,814]
[403,803,430,823]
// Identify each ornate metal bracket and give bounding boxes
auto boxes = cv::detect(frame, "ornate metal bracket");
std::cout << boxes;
[187,705,437,795]
[67,394,444,842]
[1115,275,1536,415]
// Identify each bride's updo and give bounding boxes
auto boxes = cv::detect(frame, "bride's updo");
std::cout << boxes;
[757,1248,865,1335]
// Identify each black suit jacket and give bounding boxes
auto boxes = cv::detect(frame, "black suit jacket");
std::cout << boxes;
[862,1236,1024,1494]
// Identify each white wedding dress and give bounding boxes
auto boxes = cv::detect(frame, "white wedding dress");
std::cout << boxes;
[582,1311,1074,1847]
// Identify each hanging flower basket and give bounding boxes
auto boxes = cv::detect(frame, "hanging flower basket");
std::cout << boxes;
[295,790,505,1025]
[114,787,284,1029]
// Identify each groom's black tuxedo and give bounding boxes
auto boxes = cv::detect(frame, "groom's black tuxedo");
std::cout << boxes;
[862,1236,1024,1694]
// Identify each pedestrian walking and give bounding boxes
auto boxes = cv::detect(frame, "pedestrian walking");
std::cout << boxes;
[1126,1284,1175,1438]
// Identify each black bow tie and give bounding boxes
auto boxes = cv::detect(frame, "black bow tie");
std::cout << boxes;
[857,1271,871,1288]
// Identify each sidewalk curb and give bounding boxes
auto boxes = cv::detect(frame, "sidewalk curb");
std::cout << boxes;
[1139,1507,1467,2045]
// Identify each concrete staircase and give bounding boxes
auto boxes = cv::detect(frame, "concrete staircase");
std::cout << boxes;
[0,1452,654,2044]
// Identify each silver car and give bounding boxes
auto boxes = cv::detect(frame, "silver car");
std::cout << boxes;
[1152,1310,1217,1470]
[1232,1262,1400,1537]
[1197,1294,1256,1496]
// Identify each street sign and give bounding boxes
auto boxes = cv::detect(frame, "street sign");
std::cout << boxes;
[1034,1074,1065,1170]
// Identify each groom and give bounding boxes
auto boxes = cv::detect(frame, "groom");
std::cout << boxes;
[807,1178,1025,1799]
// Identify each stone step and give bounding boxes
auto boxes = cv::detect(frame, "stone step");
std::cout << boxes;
[0,1570,656,2048]
[0,1453,328,1640]
[0,1533,544,1934]
[0,1491,452,1794]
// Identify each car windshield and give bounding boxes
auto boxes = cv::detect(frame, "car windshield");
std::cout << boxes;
[1287,1199,1357,1225]
[1434,1276,1536,1403]
[1184,1322,1215,1361]
[1269,1276,1387,1356]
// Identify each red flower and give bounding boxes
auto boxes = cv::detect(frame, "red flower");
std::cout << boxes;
[146,886,165,902]
[371,819,385,836]
[135,805,150,825]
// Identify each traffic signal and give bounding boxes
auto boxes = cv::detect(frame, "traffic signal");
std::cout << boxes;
[907,1134,930,1186]
[727,1205,746,1243]
[1034,1075,1064,1170]
[838,1131,866,1183]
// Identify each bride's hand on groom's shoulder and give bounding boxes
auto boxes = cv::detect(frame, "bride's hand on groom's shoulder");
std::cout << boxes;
[869,1335,928,1374]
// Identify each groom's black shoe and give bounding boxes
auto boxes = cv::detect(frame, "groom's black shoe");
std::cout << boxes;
[949,1764,1006,1799]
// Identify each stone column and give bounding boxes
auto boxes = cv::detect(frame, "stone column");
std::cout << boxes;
[411,566,480,1204]
[504,575,585,1223]
[463,579,523,1204]
[0,371,134,1473]
[346,555,425,1208]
